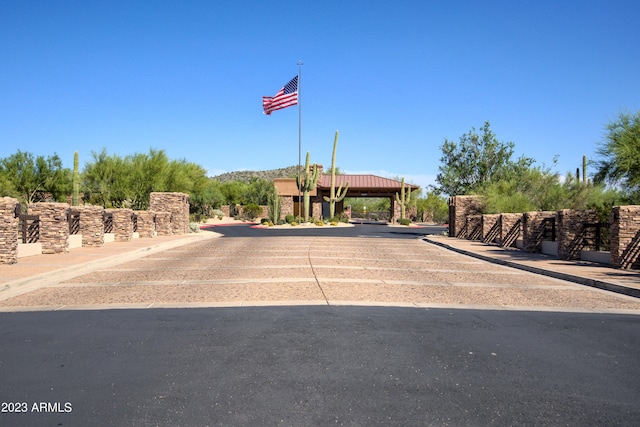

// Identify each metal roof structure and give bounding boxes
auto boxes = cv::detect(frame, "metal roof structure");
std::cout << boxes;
[274,173,419,198]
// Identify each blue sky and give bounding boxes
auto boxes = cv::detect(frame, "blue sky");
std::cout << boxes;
[2,0,639,192]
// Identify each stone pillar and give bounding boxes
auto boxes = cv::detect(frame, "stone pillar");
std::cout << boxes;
[76,205,105,247]
[481,214,501,244]
[136,211,156,238]
[557,209,598,260]
[28,202,70,254]
[500,213,522,248]
[610,205,640,269]
[109,208,134,242]
[522,211,556,253]
[280,198,293,218]
[0,197,20,264]
[466,214,482,240]
[311,195,322,221]
[155,212,172,236]
[448,196,483,238]
[150,192,190,234]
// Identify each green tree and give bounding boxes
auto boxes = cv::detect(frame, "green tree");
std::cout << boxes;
[594,110,640,203]
[0,150,70,204]
[245,177,272,205]
[82,148,126,208]
[416,191,449,223]
[435,121,534,195]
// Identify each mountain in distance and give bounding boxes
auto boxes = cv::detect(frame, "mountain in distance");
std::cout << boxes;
[211,165,301,183]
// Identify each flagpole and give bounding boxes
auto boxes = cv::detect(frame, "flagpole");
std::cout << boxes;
[297,60,303,219]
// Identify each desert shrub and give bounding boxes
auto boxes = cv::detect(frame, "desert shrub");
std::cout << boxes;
[189,222,201,233]
[315,220,324,226]
[330,221,338,226]
[243,203,262,220]
[399,218,411,226]
[285,214,295,224]
[211,209,224,220]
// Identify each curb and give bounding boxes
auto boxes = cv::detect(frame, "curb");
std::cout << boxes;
[423,237,640,299]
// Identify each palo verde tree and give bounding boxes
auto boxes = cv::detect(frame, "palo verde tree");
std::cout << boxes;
[323,131,349,219]
[594,110,640,203]
[435,121,534,196]
[0,150,70,204]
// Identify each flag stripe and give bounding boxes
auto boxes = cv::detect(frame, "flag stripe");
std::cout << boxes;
[263,76,298,115]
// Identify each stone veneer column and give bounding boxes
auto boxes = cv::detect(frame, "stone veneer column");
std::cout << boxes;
[522,211,556,253]
[466,214,483,240]
[448,196,483,238]
[280,198,293,218]
[136,211,156,238]
[28,202,70,254]
[500,213,523,248]
[108,208,134,242]
[0,197,20,264]
[76,205,105,247]
[610,205,640,269]
[154,212,172,236]
[150,192,190,234]
[556,209,598,260]
[481,214,501,244]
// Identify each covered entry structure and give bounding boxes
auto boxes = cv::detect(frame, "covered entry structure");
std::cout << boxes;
[274,168,419,223]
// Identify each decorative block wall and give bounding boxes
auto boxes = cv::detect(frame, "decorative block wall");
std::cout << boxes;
[610,205,640,269]
[0,197,20,264]
[150,192,190,234]
[481,214,501,244]
[107,208,134,242]
[154,212,172,236]
[448,196,483,238]
[136,211,156,238]
[556,209,598,260]
[522,211,556,253]
[500,213,523,248]
[466,214,482,240]
[28,202,70,254]
[76,205,105,247]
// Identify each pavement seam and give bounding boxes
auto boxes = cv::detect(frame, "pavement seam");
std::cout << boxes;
[308,238,330,305]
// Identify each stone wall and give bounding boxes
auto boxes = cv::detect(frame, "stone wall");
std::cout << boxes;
[500,213,523,248]
[0,197,19,264]
[150,192,190,235]
[481,214,501,244]
[76,205,104,247]
[107,208,134,242]
[610,205,640,269]
[448,196,483,238]
[280,198,294,218]
[28,202,70,254]
[136,211,156,238]
[556,209,598,260]
[155,211,172,236]
[466,215,483,240]
[522,211,556,253]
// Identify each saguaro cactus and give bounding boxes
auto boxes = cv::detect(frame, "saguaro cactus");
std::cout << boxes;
[268,185,280,224]
[395,177,412,221]
[296,152,320,223]
[323,131,349,219]
[72,151,80,206]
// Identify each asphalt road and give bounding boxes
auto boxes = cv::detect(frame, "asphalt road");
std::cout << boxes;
[1,306,639,426]
[2,223,639,426]
[203,222,447,239]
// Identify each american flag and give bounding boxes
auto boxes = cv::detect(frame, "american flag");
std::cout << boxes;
[262,76,298,115]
